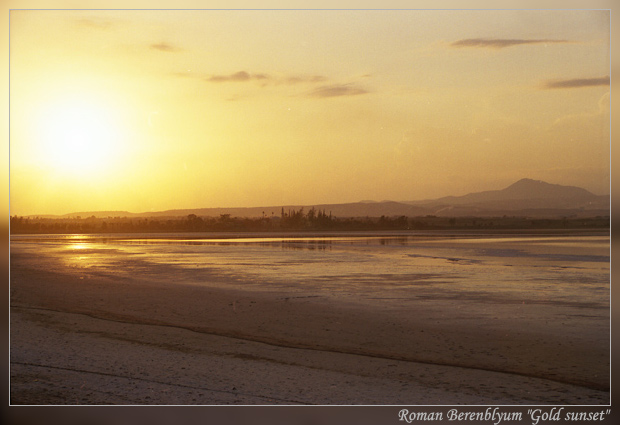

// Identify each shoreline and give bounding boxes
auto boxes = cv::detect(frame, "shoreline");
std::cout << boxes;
[9,227,611,238]
[10,246,610,405]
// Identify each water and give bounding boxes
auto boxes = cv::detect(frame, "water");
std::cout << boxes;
[10,232,610,311]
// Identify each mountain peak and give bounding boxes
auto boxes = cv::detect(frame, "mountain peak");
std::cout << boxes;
[411,178,607,215]
[502,178,594,198]
[508,178,546,187]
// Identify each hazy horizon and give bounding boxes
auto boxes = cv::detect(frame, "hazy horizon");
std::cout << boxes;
[9,10,610,216]
[14,177,610,218]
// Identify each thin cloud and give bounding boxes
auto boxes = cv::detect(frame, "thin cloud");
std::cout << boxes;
[542,76,610,89]
[75,17,114,30]
[207,71,263,82]
[151,42,181,53]
[308,84,369,98]
[451,38,570,49]
[206,71,327,85]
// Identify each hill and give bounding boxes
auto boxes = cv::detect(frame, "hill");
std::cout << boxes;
[406,178,608,216]
[30,179,608,219]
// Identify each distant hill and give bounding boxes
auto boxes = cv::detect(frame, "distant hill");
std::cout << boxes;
[55,210,138,219]
[422,178,603,205]
[406,178,609,216]
[35,178,608,219]
[131,202,429,220]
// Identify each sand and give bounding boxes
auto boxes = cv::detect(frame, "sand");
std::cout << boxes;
[10,249,609,405]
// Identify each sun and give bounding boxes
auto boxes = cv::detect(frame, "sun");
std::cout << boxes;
[35,94,126,177]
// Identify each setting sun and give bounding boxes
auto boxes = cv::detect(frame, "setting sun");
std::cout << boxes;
[34,94,126,176]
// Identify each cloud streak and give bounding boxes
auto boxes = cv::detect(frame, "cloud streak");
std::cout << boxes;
[451,38,570,49]
[151,42,181,53]
[206,71,327,85]
[308,84,369,98]
[542,76,610,89]
[75,17,115,30]
[202,71,367,98]
[207,71,267,82]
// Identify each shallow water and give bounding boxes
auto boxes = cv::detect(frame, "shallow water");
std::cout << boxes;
[10,232,610,311]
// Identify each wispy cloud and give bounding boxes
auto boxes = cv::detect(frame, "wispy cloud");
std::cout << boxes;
[150,42,181,53]
[542,76,610,89]
[200,70,367,98]
[451,38,570,49]
[206,71,327,85]
[207,71,267,82]
[74,17,114,30]
[308,84,369,98]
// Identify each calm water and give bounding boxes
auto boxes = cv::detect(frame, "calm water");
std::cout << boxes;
[10,232,610,309]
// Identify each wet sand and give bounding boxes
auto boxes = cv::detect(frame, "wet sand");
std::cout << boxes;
[10,244,610,406]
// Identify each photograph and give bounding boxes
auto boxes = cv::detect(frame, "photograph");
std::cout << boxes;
[8,3,611,419]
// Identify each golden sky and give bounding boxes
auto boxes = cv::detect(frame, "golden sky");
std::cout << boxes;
[9,9,610,216]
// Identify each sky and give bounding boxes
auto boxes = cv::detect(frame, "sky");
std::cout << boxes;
[9,9,610,216]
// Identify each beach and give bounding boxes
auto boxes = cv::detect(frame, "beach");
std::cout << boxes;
[9,233,610,405]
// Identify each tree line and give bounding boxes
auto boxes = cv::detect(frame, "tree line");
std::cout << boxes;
[10,209,609,234]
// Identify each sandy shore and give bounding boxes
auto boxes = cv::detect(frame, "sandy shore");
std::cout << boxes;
[10,250,609,405]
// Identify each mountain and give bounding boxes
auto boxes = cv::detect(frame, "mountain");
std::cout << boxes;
[406,178,608,217]
[38,178,608,220]
[431,179,599,204]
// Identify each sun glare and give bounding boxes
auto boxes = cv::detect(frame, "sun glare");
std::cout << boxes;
[36,95,126,176]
